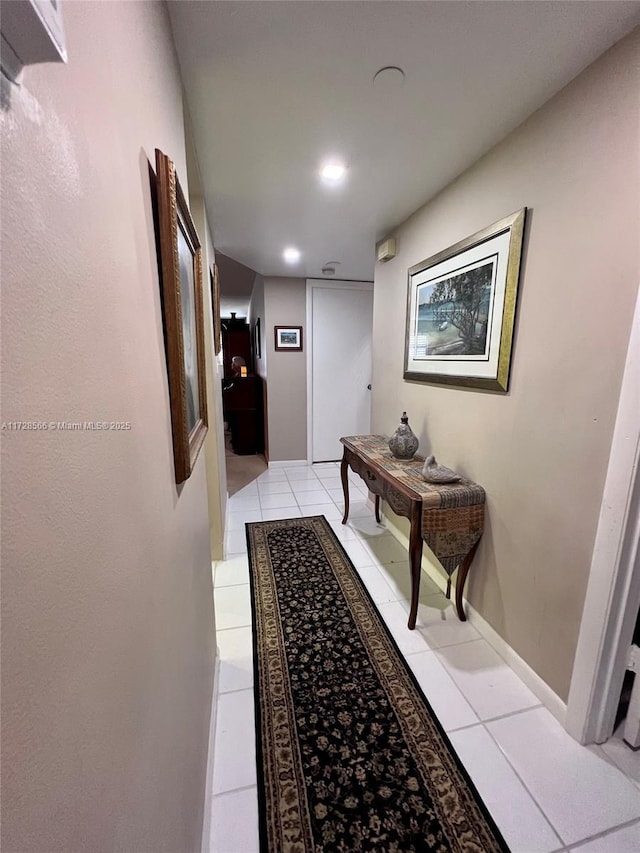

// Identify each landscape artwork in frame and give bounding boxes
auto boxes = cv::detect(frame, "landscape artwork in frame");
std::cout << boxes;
[155,148,208,484]
[275,325,303,351]
[404,208,526,392]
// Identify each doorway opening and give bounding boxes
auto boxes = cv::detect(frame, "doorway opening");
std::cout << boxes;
[221,312,267,495]
[566,287,640,750]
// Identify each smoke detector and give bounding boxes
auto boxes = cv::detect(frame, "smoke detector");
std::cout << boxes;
[372,66,405,90]
[321,260,341,276]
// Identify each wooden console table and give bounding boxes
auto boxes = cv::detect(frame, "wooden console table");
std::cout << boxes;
[340,435,486,630]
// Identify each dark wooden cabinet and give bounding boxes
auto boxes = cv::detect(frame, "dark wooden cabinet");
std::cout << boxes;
[223,376,264,454]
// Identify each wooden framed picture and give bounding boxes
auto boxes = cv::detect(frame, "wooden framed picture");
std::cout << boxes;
[274,325,303,352]
[155,148,208,484]
[212,263,222,356]
[254,317,262,359]
[404,208,526,392]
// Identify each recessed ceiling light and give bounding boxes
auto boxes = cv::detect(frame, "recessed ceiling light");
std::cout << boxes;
[320,162,347,185]
[283,247,301,264]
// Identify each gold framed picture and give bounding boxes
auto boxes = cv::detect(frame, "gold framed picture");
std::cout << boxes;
[155,148,208,483]
[404,208,526,392]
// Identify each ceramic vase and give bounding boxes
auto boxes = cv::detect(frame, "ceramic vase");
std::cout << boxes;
[388,412,419,459]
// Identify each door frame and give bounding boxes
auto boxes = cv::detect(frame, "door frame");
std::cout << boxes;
[305,279,374,465]
[565,285,640,743]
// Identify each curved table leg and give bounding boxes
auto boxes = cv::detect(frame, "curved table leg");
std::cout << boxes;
[340,452,350,525]
[374,495,381,524]
[407,502,424,630]
[454,541,480,622]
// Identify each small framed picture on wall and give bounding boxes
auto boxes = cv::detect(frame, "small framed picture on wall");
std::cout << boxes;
[274,325,303,352]
[254,317,262,359]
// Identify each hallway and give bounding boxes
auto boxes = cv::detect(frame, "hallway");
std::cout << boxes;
[3,3,640,850]
[207,465,640,853]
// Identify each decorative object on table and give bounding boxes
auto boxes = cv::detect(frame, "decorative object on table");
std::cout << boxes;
[154,148,208,484]
[246,515,508,853]
[422,454,462,484]
[404,208,526,392]
[222,314,252,378]
[274,325,303,351]
[388,411,419,459]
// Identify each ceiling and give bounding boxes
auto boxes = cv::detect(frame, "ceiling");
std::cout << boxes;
[168,1,639,286]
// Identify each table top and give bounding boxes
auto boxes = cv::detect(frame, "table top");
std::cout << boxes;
[341,434,485,509]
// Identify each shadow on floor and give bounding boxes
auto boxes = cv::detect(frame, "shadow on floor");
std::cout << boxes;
[225,431,267,496]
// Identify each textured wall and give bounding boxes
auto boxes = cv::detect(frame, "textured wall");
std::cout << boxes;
[1,3,215,851]
[371,30,640,701]
[264,277,307,461]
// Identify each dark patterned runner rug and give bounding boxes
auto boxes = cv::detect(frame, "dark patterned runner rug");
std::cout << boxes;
[246,516,509,853]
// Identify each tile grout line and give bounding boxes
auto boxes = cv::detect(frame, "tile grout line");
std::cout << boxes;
[217,685,254,698]
[443,703,545,736]
[481,701,640,832]
[215,621,251,630]
[595,741,640,792]
[211,782,258,801]
[566,815,640,850]
[210,675,258,803]
[404,635,484,655]
[461,703,544,728]
[479,720,573,850]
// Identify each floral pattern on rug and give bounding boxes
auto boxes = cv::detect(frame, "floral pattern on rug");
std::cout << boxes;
[248,516,509,853]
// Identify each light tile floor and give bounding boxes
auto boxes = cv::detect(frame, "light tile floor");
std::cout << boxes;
[208,462,640,853]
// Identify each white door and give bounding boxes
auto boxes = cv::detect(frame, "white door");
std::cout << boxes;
[308,280,373,462]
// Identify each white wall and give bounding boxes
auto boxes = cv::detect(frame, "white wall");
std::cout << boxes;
[263,277,307,462]
[371,29,640,701]
[1,3,215,850]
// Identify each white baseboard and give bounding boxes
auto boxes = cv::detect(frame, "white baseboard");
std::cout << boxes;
[383,514,567,727]
[268,459,308,469]
[201,646,220,853]
[464,604,567,726]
